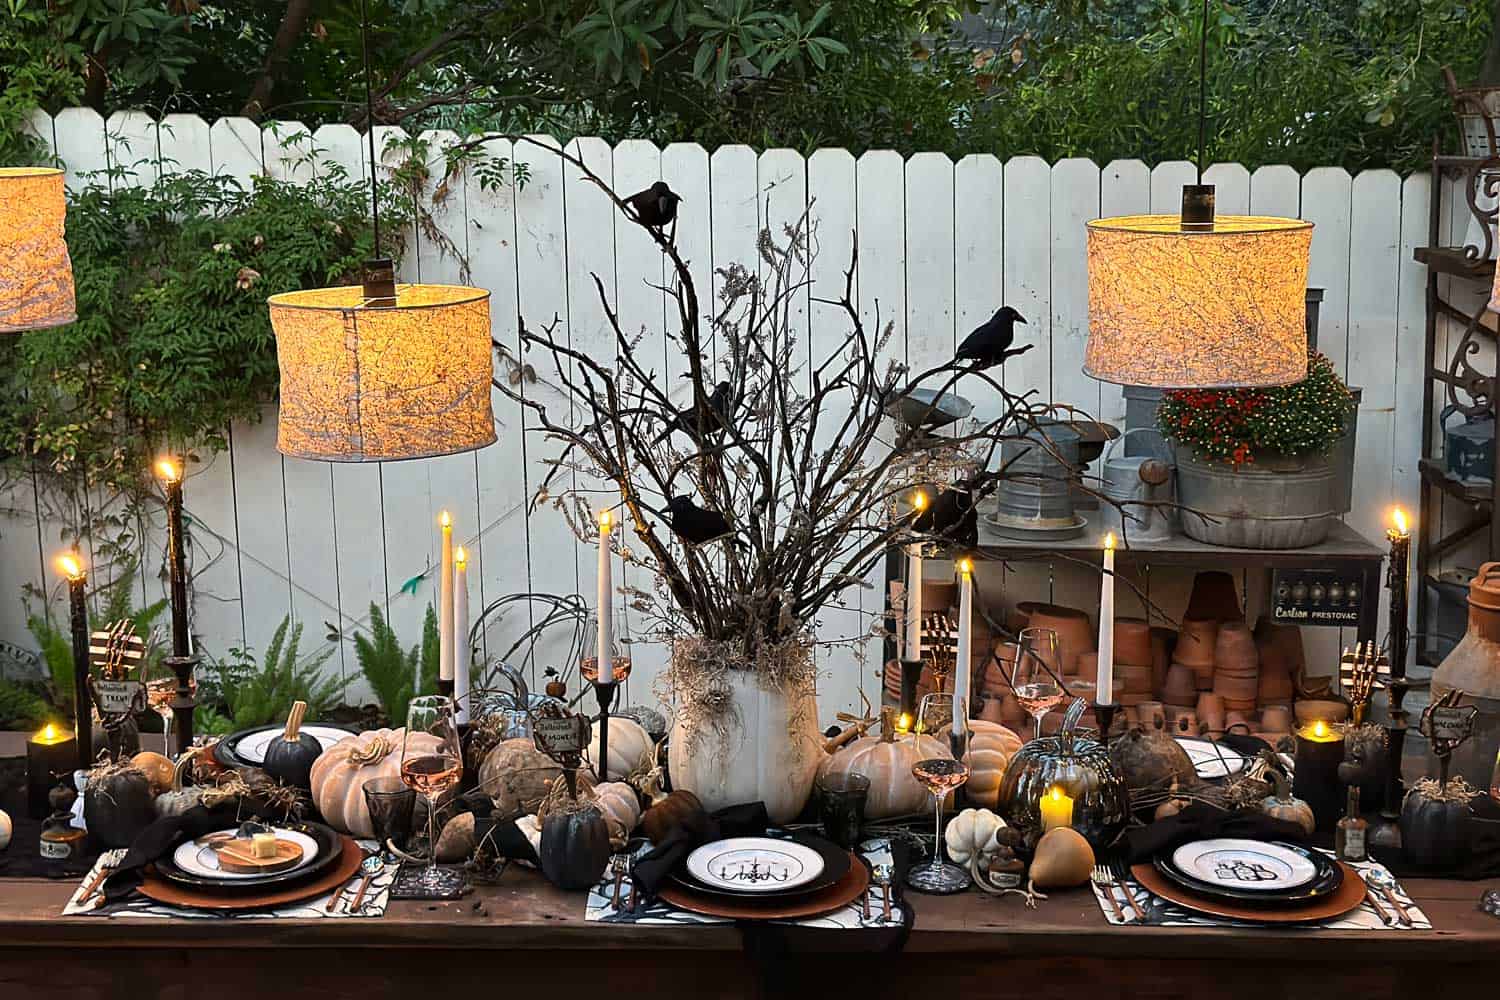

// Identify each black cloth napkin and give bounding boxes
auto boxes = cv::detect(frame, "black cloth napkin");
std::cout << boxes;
[1122,803,1312,864]
[631,800,769,897]
[101,802,246,901]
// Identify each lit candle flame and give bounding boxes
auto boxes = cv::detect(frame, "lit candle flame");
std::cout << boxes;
[1392,507,1408,535]
[896,713,912,734]
[957,556,973,575]
[55,553,83,580]
[1104,531,1116,550]
[599,509,612,530]
[455,546,467,569]
[42,723,57,741]
[1313,720,1329,739]
[155,457,181,483]
[912,491,928,512]
[440,510,451,528]
[1049,786,1064,803]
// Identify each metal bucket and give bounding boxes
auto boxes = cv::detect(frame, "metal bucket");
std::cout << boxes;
[991,421,1081,531]
[1100,429,1175,543]
[1174,446,1338,549]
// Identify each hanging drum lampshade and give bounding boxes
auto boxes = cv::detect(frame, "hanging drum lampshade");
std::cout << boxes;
[1084,190,1313,388]
[0,167,76,333]
[269,270,496,461]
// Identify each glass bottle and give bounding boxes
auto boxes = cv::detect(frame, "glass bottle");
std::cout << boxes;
[1335,785,1368,862]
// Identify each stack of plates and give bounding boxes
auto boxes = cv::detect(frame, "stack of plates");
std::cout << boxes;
[658,835,869,920]
[140,821,358,911]
[1132,839,1366,924]
[214,723,356,770]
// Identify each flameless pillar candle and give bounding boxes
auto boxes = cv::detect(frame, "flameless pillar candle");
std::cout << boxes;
[597,510,613,681]
[1040,785,1074,831]
[438,511,454,686]
[26,723,75,819]
[454,547,469,725]
[954,557,973,722]
[1293,719,1346,832]
[1097,532,1116,705]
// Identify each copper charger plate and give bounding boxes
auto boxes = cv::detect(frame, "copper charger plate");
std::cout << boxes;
[1132,860,1367,924]
[658,852,869,920]
[139,835,361,911]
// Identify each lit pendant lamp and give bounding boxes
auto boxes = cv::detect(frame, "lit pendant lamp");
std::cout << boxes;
[0,167,76,333]
[1083,0,1312,389]
[268,0,495,461]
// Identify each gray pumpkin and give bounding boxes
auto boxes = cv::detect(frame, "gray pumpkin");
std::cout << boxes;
[1400,782,1473,869]
[539,805,611,891]
[84,767,156,848]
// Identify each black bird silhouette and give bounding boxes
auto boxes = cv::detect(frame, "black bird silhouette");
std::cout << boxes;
[666,494,742,548]
[911,486,979,546]
[955,306,1031,370]
[656,381,732,444]
[626,181,681,228]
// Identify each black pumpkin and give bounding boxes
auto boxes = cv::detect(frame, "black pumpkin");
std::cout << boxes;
[263,733,322,788]
[1400,782,1473,869]
[539,805,611,891]
[83,767,156,848]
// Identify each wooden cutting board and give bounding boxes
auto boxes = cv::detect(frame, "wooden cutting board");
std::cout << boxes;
[213,838,305,874]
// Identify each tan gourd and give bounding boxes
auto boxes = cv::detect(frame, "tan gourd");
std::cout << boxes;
[476,738,566,819]
[815,708,946,819]
[1029,826,1095,889]
[310,727,442,837]
[939,718,1022,809]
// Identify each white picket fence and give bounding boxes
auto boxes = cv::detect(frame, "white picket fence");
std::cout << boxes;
[0,108,1470,724]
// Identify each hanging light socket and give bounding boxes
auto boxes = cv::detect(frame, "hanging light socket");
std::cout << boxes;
[1180,184,1216,231]
[362,257,397,307]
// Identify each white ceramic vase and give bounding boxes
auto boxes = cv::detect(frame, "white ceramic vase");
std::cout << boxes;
[667,666,821,824]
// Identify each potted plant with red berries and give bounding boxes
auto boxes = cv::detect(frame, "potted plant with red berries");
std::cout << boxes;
[1157,352,1356,549]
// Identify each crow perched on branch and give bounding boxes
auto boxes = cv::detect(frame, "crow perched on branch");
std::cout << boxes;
[626,181,682,229]
[656,381,732,444]
[955,306,1031,370]
[666,494,743,548]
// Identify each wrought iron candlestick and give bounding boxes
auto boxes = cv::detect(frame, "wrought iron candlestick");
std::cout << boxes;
[60,556,92,769]
[1091,702,1119,745]
[591,677,618,783]
[159,460,199,754]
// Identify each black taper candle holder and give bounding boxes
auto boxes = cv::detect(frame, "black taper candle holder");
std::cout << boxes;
[66,572,92,770]
[166,654,199,756]
[899,658,924,722]
[592,679,619,783]
[1092,703,1119,744]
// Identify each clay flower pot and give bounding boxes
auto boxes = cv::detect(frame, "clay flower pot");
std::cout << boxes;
[1294,698,1349,726]
[1116,663,1153,705]
[1212,621,1259,710]
[1113,618,1154,667]
[1260,704,1293,733]
[1166,707,1200,736]
[1136,701,1166,732]
[1075,651,1099,685]
[1185,570,1243,622]
[983,641,1018,698]
[1161,663,1199,707]
[1196,693,1227,735]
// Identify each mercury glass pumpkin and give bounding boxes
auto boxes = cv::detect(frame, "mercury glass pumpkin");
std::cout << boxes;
[996,699,1130,852]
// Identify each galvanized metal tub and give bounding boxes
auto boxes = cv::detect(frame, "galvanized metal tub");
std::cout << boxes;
[1174,447,1338,549]
[991,422,1081,530]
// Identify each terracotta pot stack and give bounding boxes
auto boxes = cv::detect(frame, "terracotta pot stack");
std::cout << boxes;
[1174,618,1218,691]
[1253,616,1301,705]
[1112,618,1154,706]
[1211,621,1260,712]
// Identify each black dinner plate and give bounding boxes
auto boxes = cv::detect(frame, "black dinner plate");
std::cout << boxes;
[669,832,852,900]
[214,722,356,771]
[1152,841,1343,905]
[152,821,345,892]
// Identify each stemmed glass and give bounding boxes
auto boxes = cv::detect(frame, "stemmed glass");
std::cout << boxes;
[401,695,464,892]
[906,692,971,895]
[143,658,183,755]
[1012,626,1066,740]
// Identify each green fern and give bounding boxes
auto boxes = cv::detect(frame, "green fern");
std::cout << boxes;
[354,603,440,726]
[0,678,49,730]
[25,611,75,714]
[201,617,343,731]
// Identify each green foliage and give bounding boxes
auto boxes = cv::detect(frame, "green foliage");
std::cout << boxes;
[1158,352,1356,465]
[0,164,406,482]
[0,1,83,164]
[0,677,50,730]
[352,603,440,726]
[194,616,343,735]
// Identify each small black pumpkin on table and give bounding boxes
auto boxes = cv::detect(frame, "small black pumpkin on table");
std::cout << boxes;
[1401,693,1481,869]
[261,701,323,789]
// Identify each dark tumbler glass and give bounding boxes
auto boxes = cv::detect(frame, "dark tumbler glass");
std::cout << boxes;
[817,772,871,850]
[363,775,416,863]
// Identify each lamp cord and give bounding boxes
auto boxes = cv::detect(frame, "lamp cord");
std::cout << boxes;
[358,0,381,257]
[1196,0,1209,184]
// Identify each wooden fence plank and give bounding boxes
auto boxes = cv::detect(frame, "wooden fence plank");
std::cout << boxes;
[1002,156,1050,400]
[1050,158,1100,415]
[1302,167,1355,375]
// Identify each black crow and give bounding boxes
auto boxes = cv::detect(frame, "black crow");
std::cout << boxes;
[626,181,681,228]
[955,306,1030,370]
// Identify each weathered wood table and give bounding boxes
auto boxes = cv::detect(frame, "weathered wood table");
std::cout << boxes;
[2,872,1495,999]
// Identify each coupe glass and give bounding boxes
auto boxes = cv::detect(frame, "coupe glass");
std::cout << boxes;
[1012,626,1065,740]
[143,659,182,755]
[401,695,463,892]
[906,692,970,895]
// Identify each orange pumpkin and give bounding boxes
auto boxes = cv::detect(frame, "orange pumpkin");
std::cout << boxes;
[941,718,1023,809]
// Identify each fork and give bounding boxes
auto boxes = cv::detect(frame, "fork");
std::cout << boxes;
[1091,864,1125,922]
[1109,861,1148,922]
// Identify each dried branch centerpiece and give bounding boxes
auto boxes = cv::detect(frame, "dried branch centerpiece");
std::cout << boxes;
[501,139,1044,822]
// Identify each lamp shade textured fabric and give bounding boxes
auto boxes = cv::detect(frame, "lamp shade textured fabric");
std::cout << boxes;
[269,283,496,461]
[0,167,76,333]
[1085,214,1313,388]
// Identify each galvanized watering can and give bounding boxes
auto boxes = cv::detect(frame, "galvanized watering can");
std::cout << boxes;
[1099,428,1174,543]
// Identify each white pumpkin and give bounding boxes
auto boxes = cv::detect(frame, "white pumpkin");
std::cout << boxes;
[816,710,947,819]
[587,716,653,782]
[310,727,441,836]
[944,807,1005,866]
[942,718,1023,809]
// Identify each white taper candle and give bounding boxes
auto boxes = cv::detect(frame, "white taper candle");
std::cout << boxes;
[454,547,469,724]
[955,557,973,725]
[438,511,454,683]
[597,509,613,681]
[1098,532,1116,705]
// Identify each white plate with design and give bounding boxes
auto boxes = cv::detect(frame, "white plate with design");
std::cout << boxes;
[174,827,320,881]
[1175,737,1248,779]
[235,725,350,764]
[685,837,825,894]
[1169,838,1318,892]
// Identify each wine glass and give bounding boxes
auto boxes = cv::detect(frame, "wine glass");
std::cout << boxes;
[906,692,971,895]
[143,658,180,755]
[401,695,463,892]
[1012,626,1066,740]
